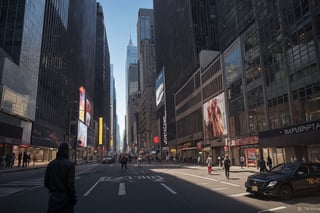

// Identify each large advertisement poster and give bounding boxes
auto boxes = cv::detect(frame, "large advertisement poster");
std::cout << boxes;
[155,68,165,107]
[79,86,85,122]
[77,121,87,147]
[85,98,92,126]
[203,93,228,139]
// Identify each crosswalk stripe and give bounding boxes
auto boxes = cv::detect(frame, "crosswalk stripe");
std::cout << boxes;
[220,181,240,187]
[258,206,287,213]
[118,183,126,196]
[212,187,227,191]
[228,192,250,197]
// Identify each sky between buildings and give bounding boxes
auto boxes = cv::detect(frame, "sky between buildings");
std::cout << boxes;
[101,0,153,138]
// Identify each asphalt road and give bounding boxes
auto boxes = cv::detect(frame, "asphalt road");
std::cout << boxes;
[0,162,319,213]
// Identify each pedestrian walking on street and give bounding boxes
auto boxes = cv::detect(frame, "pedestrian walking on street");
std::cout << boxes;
[137,154,143,168]
[22,152,27,167]
[259,157,267,173]
[27,153,31,166]
[267,155,272,171]
[218,156,221,167]
[224,154,231,179]
[240,155,245,169]
[120,154,128,170]
[44,142,77,213]
[206,155,213,174]
[18,152,22,168]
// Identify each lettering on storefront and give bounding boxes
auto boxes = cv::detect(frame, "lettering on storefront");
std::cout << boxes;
[284,122,320,135]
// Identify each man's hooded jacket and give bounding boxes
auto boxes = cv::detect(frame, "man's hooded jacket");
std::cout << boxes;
[45,142,77,212]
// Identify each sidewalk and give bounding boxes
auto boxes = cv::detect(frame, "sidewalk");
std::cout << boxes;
[0,160,95,174]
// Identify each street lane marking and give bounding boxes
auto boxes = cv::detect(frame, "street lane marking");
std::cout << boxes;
[212,187,227,191]
[160,183,177,195]
[83,177,102,197]
[198,182,209,185]
[257,206,287,213]
[220,181,240,187]
[228,192,250,197]
[118,183,126,196]
[174,172,218,182]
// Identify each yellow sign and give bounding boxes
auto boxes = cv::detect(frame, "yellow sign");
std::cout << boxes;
[99,117,103,145]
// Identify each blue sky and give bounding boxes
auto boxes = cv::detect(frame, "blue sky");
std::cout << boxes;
[100,0,153,139]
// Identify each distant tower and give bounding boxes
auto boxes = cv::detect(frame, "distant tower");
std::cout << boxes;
[125,37,138,153]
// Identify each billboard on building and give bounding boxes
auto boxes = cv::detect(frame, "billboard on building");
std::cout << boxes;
[85,97,92,126]
[79,86,85,122]
[155,68,165,107]
[203,92,228,139]
[77,121,87,147]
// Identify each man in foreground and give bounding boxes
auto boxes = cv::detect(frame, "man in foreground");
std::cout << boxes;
[44,142,77,213]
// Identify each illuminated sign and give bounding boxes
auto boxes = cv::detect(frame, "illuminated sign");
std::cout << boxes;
[79,86,85,122]
[77,121,87,147]
[99,117,103,145]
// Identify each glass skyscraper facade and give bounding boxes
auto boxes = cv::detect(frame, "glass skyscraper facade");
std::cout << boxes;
[0,0,45,156]
[0,0,108,163]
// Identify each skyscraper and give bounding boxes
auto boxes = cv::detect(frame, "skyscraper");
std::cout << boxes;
[153,0,218,157]
[125,38,138,153]
[95,2,111,154]
[137,8,157,153]
[0,0,45,155]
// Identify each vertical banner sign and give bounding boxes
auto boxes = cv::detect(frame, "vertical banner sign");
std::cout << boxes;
[160,109,168,149]
[155,68,165,108]
[99,117,103,145]
[163,109,167,146]
[79,86,85,122]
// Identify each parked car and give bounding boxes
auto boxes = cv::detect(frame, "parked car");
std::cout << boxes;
[245,162,320,199]
[102,156,115,164]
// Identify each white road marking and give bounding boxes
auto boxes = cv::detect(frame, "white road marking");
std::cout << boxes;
[220,181,240,187]
[198,182,209,185]
[257,206,287,213]
[118,183,126,196]
[228,192,250,197]
[160,183,177,195]
[212,187,227,191]
[83,177,102,197]
[174,172,218,181]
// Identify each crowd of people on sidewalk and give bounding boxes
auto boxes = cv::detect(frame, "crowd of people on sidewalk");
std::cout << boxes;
[1,151,38,170]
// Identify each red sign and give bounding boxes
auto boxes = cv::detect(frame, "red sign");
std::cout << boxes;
[153,136,160,144]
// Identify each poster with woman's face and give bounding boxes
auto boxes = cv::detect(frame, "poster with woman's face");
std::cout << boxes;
[203,93,227,139]
[77,121,87,147]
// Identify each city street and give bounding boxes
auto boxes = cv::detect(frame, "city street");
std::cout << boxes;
[0,162,319,213]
